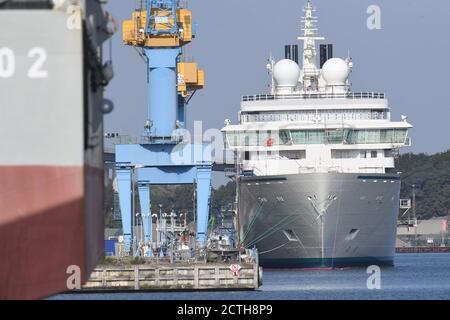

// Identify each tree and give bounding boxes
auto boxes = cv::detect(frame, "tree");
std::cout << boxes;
[396,150,450,219]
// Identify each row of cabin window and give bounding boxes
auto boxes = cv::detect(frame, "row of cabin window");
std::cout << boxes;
[241,110,388,122]
[243,150,391,161]
[333,150,381,159]
[226,129,407,146]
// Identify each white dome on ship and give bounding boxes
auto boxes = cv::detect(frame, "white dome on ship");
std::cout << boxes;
[273,59,301,87]
[321,58,350,86]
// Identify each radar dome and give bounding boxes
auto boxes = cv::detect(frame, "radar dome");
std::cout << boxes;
[273,59,301,87]
[321,58,350,86]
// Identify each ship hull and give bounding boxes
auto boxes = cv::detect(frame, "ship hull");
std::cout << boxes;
[0,4,110,299]
[0,166,104,299]
[239,173,400,268]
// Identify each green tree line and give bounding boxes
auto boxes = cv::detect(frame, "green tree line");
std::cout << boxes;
[396,150,450,219]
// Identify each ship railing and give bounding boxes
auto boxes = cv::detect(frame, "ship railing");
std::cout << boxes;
[106,134,185,145]
[242,92,386,102]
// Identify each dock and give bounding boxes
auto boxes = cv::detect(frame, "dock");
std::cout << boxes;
[80,260,262,292]
[396,247,450,253]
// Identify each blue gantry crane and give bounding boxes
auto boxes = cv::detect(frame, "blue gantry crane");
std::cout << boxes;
[116,0,212,257]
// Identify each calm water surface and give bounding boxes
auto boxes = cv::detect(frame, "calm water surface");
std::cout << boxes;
[51,253,450,300]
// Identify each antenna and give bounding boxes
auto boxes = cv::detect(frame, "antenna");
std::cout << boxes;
[297,0,324,92]
[266,52,276,95]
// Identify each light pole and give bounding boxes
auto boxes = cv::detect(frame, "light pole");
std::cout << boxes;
[162,212,168,246]
[170,210,177,263]
[412,184,417,246]
[235,150,241,248]
[146,213,153,257]
[152,213,158,251]
[131,168,136,256]
[159,205,164,257]
[164,212,170,243]
[134,212,142,257]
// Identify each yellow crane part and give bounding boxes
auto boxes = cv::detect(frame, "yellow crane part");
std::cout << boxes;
[177,62,205,97]
[123,9,193,47]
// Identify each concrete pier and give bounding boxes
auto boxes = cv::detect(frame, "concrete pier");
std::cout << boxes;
[396,246,450,253]
[81,262,262,291]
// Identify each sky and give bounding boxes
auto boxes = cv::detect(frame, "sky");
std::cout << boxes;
[103,0,450,155]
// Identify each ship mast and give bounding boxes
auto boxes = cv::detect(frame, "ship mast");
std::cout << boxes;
[298,0,324,92]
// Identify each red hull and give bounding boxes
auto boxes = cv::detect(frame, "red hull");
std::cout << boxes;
[0,166,104,299]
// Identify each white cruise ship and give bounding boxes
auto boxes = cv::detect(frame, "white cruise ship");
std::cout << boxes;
[222,0,412,268]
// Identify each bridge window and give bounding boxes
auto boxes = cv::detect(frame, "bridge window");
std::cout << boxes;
[346,129,407,144]
[326,129,345,144]
[225,132,239,147]
[226,128,407,148]
[291,130,325,144]
[279,130,292,145]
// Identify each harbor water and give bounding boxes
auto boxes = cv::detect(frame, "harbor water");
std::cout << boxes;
[51,253,450,300]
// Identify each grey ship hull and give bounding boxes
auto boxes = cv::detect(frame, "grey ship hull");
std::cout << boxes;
[0,1,112,299]
[239,173,400,268]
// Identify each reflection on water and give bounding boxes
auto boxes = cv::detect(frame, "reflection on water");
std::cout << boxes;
[50,253,450,300]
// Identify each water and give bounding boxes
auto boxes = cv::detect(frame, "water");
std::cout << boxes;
[51,253,450,300]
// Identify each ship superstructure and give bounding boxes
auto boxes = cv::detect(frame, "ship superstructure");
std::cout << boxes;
[222,1,412,268]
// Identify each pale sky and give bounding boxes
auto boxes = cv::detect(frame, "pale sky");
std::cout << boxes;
[104,0,450,155]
